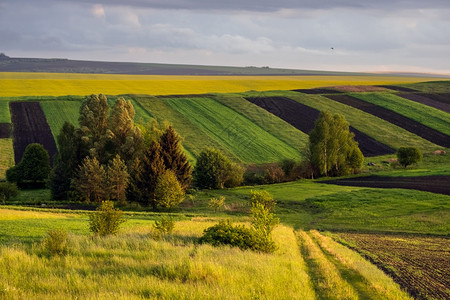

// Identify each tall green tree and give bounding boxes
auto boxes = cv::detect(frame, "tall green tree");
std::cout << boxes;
[308,111,363,177]
[154,169,185,209]
[72,156,108,203]
[105,97,142,163]
[6,143,50,185]
[48,122,79,200]
[107,155,130,205]
[159,126,192,190]
[131,141,165,208]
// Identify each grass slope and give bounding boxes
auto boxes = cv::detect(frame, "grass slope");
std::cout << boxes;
[40,100,82,140]
[401,81,450,93]
[278,91,439,152]
[0,72,443,97]
[0,139,14,179]
[352,92,450,135]
[165,97,301,164]
[213,93,309,155]
[0,101,10,123]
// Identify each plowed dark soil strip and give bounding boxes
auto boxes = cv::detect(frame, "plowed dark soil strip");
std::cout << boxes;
[9,102,57,164]
[245,96,395,157]
[325,94,450,148]
[291,88,341,94]
[322,175,450,195]
[376,85,418,92]
[398,93,450,113]
[0,123,11,138]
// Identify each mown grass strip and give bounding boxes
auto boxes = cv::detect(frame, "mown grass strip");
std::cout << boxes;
[165,97,301,164]
[297,230,358,299]
[0,138,14,179]
[280,90,439,152]
[310,230,412,300]
[351,92,450,135]
[40,100,82,141]
[0,72,442,97]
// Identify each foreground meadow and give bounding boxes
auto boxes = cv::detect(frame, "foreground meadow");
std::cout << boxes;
[0,207,413,299]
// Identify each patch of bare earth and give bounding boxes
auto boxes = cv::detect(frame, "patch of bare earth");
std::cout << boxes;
[245,96,395,156]
[9,102,57,164]
[325,94,450,148]
[0,123,11,138]
[338,232,450,300]
[329,85,389,92]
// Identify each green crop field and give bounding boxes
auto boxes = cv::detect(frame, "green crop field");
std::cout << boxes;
[277,91,440,152]
[401,80,450,93]
[352,92,450,135]
[165,97,301,164]
[0,139,14,179]
[0,101,10,123]
[40,100,82,140]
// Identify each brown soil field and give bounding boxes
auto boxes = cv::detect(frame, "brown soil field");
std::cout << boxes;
[321,175,450,195]
[377,85,419,92]
[330,85,389,92]
[0,123,11,138]
[245,96,395,156]
[325,94,450,148]
[398,93,450,113]
[9,102,57,165]
[338,232,450,300]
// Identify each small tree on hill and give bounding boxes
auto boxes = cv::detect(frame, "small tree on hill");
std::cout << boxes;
[89,200,126,236]
[107,155,129,205]
[397,147,422,168]
[154,169,185,209]
[6,143,50,185]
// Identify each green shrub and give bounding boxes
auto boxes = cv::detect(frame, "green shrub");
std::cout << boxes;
[0,182,18,203]
[200,220,257,251]
[397,147,423,168]
[250,203,279,253]
[250,190,276,212]
[42,229,69,256]
[208,196,226,212]
[153,216,175,237]
[89,200,126,236]
[154,170,185,209]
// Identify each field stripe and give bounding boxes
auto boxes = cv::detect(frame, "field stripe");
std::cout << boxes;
[0,139,14,179]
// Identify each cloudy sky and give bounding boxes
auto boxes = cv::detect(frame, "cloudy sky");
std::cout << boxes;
[1,0,450,74]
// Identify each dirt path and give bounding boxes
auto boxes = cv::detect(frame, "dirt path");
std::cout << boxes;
[9,102,57,164]
[325,94,450,148]
[321,175,450,195]
[245,96,395,156]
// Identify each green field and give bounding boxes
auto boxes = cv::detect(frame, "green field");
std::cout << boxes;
[0,139,14,179]
[40,100,82,140]
[165,97,301,164]
[401,80,450,93]
[352,92,450,135]
[0,101,10,123]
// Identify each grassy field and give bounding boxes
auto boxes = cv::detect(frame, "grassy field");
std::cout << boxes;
[165,97,300,163]
[352,92,450,135]
[0,72,444,97]
[40,100,82,140]
[0,139,14,179]
[401,81,450,93]
[0,101,10,123]
[278,91,440,152]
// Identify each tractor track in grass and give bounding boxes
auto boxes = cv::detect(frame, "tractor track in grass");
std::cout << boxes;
[325,94,450,148]
[321,175,450,195]
[9,102,57,164]
[245,96,395,157]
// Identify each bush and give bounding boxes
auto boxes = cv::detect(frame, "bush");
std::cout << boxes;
[250,190,276,212]
[397,147,422,168]
[89,200,126,236]
[42,229,69,256]
[250,202,279,253]
[153,216,175,237]
[154,170,185,209]
[0,182,18,203]
[208,196,226,212]
[264,164,285,184]
[200,220,257,251]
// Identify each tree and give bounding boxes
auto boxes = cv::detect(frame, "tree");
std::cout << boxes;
[131,141,166,208]
[397,147,422,168]
[6,143,50,185]
[72,156,108,203]
[194,148,239,189]
[159,126,192,190]
[0,182,18,203]
[308,111,363,177]
[154,170,185,209]
[250,190,276,212]
[89,200,126,236]
[48,122,78,200]
[105,97,142,163]
[107,155,130,205]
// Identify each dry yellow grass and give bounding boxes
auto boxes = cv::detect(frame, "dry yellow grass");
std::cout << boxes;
[0,72,442,97]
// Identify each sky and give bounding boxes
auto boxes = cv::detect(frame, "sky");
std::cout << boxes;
[1,0,450,74]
